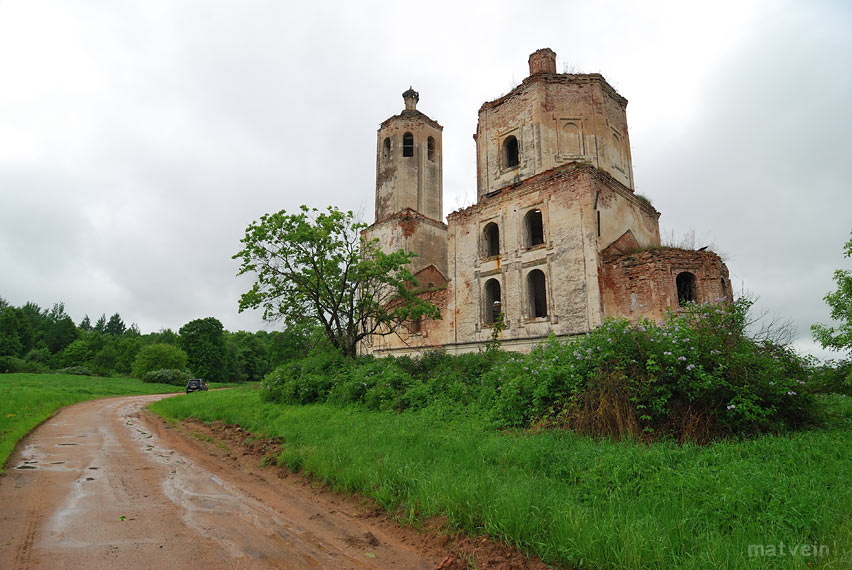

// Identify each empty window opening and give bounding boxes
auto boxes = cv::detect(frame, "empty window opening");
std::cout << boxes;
[502,135,519,168]
[408,318,422,334]
[596,210,601,237]
[427,136,435,161]
[676,272,697,306]
[382,137,391,160]
[483,222,500,257]
[527,270,547,318]
[525,209,544,247]
[483,279,502,325]
[403,132,414,157]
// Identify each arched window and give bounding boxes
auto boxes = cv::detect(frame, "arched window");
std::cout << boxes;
[676,272,696,306]
[502,135,519,168]
[524,209,544,247]
[382,137,391,160]
[483,279,502,324]
[403,132,414,157]
[427,136,435,161]
[527,270,547,318]
[483,222,500,257]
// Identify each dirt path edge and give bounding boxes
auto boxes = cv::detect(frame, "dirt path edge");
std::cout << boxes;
[142,409,559,570]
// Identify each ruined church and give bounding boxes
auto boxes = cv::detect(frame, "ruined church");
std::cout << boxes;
[361,49,731,356]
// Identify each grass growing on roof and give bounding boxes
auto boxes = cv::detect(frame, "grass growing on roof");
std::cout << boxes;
[150,387,852,570]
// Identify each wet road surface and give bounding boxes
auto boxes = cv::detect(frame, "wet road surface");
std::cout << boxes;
[0,394,437,570]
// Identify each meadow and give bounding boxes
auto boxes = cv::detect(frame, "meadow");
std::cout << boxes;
[151,386,852,570]
[0,372,181,472]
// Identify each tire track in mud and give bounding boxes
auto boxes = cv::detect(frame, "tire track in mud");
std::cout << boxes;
[0,394,436,569]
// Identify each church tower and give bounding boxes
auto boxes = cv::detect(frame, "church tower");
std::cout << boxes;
[364,89,448,282]
[475,48,635,200]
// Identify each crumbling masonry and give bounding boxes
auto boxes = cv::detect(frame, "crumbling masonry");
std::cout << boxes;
[361,49,731,356]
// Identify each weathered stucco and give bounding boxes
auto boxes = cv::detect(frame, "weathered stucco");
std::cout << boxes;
[359,49,732,357]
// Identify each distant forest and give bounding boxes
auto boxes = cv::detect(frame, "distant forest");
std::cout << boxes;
[0,297,314,381]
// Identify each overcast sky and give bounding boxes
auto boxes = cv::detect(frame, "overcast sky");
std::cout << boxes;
[1,0,850,359]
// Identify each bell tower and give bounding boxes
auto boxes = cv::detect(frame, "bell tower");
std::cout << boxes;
[375,88,443,222]
[364,89,448,281]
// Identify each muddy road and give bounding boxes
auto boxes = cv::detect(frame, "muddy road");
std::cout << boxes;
[0,394,439,569]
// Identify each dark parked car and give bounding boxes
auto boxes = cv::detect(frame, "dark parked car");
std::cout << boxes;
[185,378,209,393]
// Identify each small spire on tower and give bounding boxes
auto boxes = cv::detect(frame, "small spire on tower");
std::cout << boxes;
[402,86,419,111]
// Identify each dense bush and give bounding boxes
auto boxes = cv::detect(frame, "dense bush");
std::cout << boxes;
[806,358,852,395]
[487,299,817,440]
[141,368,191,386]
[262,349,508,412]
[131,343,189,378]
[263,299,820,442]
[0,356,49,374]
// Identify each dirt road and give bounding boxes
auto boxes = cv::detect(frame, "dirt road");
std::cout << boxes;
[0,394,439,569]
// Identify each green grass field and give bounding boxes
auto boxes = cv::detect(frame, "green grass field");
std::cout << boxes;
[0,373,183,472]
[151,387,852,570]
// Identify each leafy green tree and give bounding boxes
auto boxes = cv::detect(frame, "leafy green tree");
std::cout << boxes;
[233,206,440,357]
[92,343,118,375]
[114,336,143,375]
[60,339,94,368]
[0,308,25,356]
[131,343,189,378]
[45,316,77,354]
[148,328,179,346]
[79,314,92,332]
[226,331,269,382]
[105,313,126,336]
[179,317,226,381]
[813,230,852,356]
[94,314,107,334]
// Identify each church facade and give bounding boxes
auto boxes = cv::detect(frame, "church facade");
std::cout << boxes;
[361,49,731,356]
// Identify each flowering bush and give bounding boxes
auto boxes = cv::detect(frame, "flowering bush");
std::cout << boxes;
[489,298,818,440]
[261,299,818,441]
[141,368,191,386]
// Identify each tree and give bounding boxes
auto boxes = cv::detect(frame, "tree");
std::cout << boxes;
[94,314,107,334]
[233,205,440,357]
[79,314,92,332]
[105,313,126,336]
[179,317,226,381]
[813,230,852,356]
[131,343,189,378]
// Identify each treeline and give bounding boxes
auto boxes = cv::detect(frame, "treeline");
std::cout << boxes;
[0,298,315,381]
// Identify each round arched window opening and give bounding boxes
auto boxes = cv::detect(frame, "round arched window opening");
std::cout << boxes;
[483,279,502,325]
[402,132,414,157]
[483,222,500,257]
[502,135,519,168]
[382,137,391,160]
[676,272,697,306]
[527,269,547,318]
[524,209,544,247]
[427,136,435,161]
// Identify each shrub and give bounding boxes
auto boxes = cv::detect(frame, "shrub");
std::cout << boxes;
[489,299,818,441]
[0,356,26,373]
[0,355,50,374]
[141,368,191,386]
[806,359,852,395]
[131,343,189,378]
[262,350,348,404]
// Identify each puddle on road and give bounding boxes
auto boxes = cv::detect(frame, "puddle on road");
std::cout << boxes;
[120,401,366,568]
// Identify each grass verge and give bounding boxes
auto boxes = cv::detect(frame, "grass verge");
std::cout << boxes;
[0,373,181,472]
[150,387,852,570]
